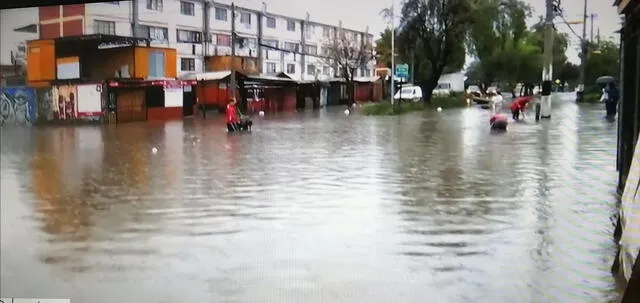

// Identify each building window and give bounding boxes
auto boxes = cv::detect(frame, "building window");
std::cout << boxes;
[323,26,331,38]
[177,29,202,43]
[286,63,295,74]
[365,69,371,77]
[215,7,227,21]
[180,1,195,16]
[149,26,168,41]
[286,20,295,31]
[239,37,257,49]
[240,12,251,25]
[304,24,314,39]
[321,47,330,57]
[181,58,196,71]
[266,62,277,73]
[304,44,317,55]
[146,0,163,11]
[266,16,276,28]
[94,20,115,35]
[283,42,299,52]
[306,64,315,75]
[215,34,231,46]
[139,25,168,41]
[322,66,330,75]
[263,39,278,48]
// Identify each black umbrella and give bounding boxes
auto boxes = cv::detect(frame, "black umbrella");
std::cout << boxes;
[596,76,615,84]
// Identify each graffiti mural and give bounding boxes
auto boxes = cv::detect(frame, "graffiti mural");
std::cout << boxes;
[0,87,37,126]
[52,85,78,120]
[36,88,54,122]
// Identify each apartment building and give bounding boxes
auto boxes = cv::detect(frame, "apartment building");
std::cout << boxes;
[26,0,375,80]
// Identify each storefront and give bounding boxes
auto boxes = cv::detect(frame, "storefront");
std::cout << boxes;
[105,79,194,124]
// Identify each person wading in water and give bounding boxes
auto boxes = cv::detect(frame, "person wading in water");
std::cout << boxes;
[605,82,620,120]
[226,98,240,132]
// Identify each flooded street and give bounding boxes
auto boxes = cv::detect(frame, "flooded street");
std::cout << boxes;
[1,93,623,303]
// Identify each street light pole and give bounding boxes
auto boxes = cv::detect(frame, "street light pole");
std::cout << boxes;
[390,3,395,106]
[578,0,588,95]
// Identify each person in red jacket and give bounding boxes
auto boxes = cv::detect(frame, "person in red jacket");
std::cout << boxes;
[226,98,240,131]
[510,95,533,121]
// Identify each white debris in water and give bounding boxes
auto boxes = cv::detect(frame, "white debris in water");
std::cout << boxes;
[258,110,265,117]
[436,107,443,112]
[151,147,158,154]
[344,109,350,115]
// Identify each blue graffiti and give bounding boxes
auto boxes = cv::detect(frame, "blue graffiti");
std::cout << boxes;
[0,86,37,126]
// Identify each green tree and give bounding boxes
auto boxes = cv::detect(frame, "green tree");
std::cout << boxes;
[529,17,569,77]
[374,28,394,68]
[557,62,580,85]
[397,0,475,104]
[467,0,533,85]
[584,39,620,86]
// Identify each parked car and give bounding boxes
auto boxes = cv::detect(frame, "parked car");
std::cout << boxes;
[466,85,482,98]
[394,85,423,102]
[486,86,499,95]
[432,83,452,97]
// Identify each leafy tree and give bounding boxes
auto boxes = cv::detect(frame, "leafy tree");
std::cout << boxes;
[529,17,569,77]
[374,28,394,68]
[396,0,475,104]
[584,39,620,86]
[467,0,532,85]
[557,62,580,85]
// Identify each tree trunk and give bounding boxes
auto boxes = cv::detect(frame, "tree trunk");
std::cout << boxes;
[423,62,446,103]
[346,80,355,106]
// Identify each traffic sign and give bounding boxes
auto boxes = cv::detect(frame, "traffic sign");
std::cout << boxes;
[395,64,409,78]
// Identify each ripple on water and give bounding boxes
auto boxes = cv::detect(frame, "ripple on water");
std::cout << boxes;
[0,99,623,303]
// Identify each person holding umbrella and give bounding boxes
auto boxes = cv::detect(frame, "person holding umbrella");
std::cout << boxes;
[596,76,619,120]
[605,82,620,120]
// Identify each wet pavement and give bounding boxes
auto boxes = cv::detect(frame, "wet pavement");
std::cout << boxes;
[0,93,624,303]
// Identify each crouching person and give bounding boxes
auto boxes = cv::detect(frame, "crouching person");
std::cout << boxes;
[238,115,253,131]
[490,114,508,131]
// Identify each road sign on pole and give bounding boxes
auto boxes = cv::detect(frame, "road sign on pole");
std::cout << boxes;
[395,64,409,79]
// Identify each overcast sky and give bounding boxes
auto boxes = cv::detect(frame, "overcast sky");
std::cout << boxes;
[252,0,622,65]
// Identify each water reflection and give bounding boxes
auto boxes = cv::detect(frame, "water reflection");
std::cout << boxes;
[0,94,622,303]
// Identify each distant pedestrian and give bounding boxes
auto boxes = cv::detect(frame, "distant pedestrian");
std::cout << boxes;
[605,82,620,119]
[490,91,504,114]
[510,95,533,121]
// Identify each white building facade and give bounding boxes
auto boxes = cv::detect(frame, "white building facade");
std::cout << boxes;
[77,0,375,80]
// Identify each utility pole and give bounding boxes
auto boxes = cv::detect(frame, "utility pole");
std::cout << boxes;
[257,2,266,74]
[230,2,237,100]
[390,3,395,105]
[578,0,588,98]
[590,14,596,42]
[539,0,555,119]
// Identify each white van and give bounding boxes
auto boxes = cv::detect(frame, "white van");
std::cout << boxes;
[394,85,423,102]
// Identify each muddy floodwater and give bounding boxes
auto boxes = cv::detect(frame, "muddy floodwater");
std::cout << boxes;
[1,94,624,303]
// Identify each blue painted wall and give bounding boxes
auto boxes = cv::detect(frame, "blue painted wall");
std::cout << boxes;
[0,86,37,126]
